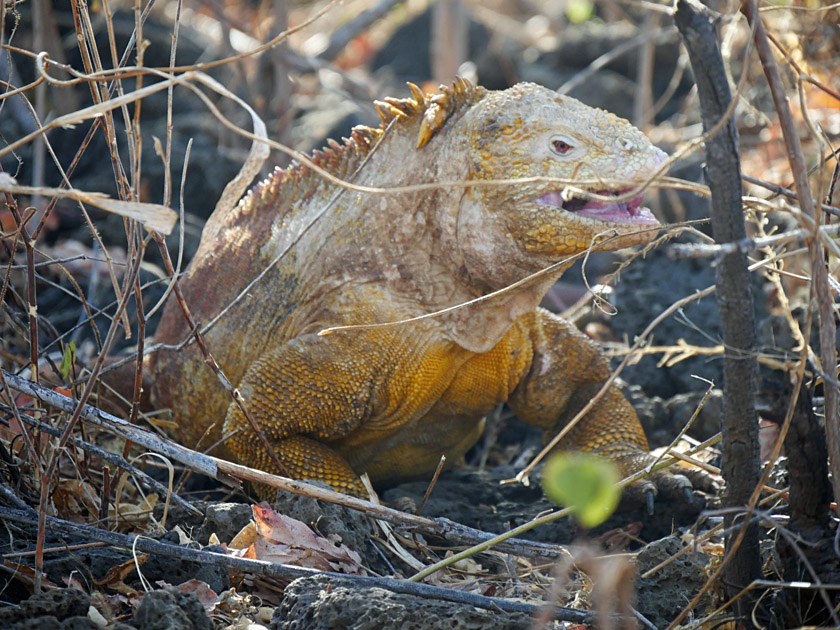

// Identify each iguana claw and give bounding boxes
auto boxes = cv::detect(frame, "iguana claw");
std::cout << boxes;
[646,489,656,515]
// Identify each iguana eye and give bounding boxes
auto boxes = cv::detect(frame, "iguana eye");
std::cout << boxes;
[550,136,575,155]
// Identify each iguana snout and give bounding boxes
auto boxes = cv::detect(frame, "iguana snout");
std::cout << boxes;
[451,83,668,285]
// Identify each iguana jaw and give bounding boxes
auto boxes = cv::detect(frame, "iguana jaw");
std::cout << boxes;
[534,188,660,226]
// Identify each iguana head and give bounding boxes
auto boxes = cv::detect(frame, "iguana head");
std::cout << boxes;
[450,82,667,289]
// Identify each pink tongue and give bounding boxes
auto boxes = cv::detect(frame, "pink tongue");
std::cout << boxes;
[579,193,642,214]
[575,193,658,224]
[577,201,658,225]
[535,190,659,225]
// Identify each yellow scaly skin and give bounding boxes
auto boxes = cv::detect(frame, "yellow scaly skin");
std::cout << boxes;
[146,80,702,501]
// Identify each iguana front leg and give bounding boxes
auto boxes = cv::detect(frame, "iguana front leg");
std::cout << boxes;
[508,308,704,505]
[222,326,472,498]
[222,334,372,496]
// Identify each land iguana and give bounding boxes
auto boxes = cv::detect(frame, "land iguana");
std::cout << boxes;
[146,79,705,501]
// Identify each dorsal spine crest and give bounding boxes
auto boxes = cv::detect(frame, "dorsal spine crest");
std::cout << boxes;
[417,77,487,148]
[240,78,485,212]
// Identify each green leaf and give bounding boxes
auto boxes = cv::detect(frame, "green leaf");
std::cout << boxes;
[566,0,594,24]
[59,341,76,380]
[541,452,620,528]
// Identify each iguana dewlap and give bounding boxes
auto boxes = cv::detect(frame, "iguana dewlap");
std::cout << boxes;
[147,80,698,499]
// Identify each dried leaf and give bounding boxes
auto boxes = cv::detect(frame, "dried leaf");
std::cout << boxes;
[443,551,484,575]
[251,538,334,572]
[176,579,220,612]
[3,561,60,589]
[94,555,147,594]
[249,503,364,574]
[54,479,100,519]
[229,521,259,550]
[109,493,158,527]
[0,177,177,235]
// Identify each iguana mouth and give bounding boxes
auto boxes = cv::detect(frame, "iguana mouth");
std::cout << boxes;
[535,188,659,225]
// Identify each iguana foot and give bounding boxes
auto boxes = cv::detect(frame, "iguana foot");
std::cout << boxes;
[596,444,718,514]
[609,450,718,513]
